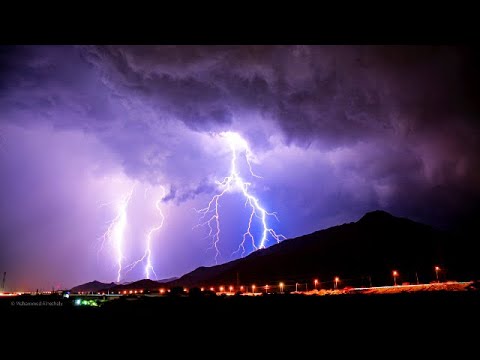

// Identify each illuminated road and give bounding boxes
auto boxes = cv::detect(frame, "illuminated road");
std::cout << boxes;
[5,281,472,299]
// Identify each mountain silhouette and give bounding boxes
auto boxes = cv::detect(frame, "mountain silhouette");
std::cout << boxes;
[70,280,116,293]
[108,279,161,292]
[164,210,478,289]
[70,277,177,293]
[70,210,479,292]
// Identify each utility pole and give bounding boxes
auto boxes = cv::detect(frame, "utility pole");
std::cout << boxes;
[369,276,372,288]
[415,272,419,285]
[1,272,5,292]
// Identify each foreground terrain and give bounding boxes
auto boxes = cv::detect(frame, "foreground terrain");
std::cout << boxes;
[3,289,479,351]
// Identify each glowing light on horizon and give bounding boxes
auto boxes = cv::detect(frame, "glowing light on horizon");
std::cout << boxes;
[195,131,285,263]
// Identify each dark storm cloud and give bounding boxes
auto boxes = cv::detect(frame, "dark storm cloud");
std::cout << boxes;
[80,45,237,132]
[0,46,204,184]
[162,180,217,205]
[79,45,479,141]
[161,185,176,202]
[10,45,478,189]
[79,46,480,213]
[3,45,480,225]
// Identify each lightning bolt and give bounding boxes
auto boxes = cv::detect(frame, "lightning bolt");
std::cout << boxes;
[98,185,136,283]
[124,186,166,280]
[195,131,285,263]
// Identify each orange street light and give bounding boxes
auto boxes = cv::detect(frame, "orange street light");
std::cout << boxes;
[219,286,224,292]
[435,266,440,283]
[279,282,284,293]
[240,286,244,291]
[229,286,234,293]
[314,279,319,290]
[252,284,256,293]
[393,270,398,286]
[210,287,215,292]
[334,277,340,289]
[265,285,269,294]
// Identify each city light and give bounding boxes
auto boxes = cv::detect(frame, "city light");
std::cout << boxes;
[334,277,340,289]
[229,286,234,293]
[279,282,284,293]
[435,266,440,283]
[252,284,256,293]
[314,279,318,290]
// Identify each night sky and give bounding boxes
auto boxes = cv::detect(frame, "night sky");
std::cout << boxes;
[1,45,479,291]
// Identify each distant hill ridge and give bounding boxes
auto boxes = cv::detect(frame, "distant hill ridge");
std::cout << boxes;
[70,277,177,293]
[71,210,479,292]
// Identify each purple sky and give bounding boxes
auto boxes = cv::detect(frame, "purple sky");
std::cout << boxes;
[1,45,479,291]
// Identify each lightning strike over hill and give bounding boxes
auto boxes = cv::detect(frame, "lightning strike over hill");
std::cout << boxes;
[124,186,166,280]
[195,131,286,263]
[98,185,136,283]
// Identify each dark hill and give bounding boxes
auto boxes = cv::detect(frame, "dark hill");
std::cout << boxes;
[108,279,162,292]
[165,210,479,289]
[70,277,178,293]
[70,280,116,293]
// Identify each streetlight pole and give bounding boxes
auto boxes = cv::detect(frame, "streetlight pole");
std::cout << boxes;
[435,266,440,283]
[252,284,255,294]
[392,271,398,286]
[279,282,284,294]
[334,277,339,289]
[295,282,299,292]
